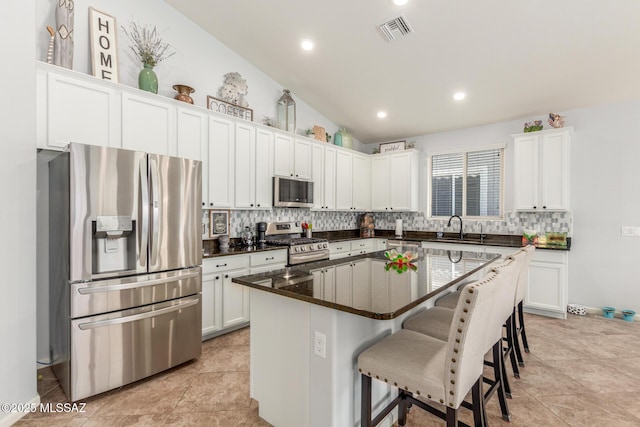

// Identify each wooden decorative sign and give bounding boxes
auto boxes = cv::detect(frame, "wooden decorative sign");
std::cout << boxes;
[379,140,406,153]
[207,95,253,121]
[88,8,119,83]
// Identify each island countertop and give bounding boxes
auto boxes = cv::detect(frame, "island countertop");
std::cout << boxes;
[233,247,501,320]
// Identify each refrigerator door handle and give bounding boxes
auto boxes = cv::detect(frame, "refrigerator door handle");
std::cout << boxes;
[77,269,201,294]
[149,156,160,267]
[77,297,200,330]
[139,157,149,268]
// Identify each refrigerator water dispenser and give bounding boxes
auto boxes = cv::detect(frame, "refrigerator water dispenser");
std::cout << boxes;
[92,215,136,275]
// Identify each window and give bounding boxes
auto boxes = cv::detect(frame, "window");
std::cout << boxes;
[431,148,503,217]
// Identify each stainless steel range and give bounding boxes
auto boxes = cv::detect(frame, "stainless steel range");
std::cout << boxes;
[265,221,329,265]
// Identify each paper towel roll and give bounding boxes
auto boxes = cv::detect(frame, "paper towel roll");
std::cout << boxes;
[395,219,403,237]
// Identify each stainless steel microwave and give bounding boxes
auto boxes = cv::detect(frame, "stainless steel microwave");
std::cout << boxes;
[273,176,314,208]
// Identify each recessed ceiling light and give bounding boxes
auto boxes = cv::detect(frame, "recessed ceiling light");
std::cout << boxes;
[377,111,388,119]
[301,39,314,51]
[453,92,466,101]
[393,0,409,5]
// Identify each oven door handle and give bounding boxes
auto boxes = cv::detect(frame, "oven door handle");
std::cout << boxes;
[77,297,200,330]
[77,269,201,294]
[290,250,330,264]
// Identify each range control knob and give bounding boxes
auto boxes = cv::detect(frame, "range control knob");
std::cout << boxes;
[294,247,299,252]
[317,244,323,249]
[300,246,306,251]
[323,243,328,248]
[308,245,314,251]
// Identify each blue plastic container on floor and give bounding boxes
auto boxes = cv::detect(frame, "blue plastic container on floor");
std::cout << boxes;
[602,307,615,319]
[622,310,636,322]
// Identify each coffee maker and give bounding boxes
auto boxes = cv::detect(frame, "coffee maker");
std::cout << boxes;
[256,222,267,246]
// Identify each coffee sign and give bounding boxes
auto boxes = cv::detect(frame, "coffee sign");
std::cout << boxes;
[89,8,119,83]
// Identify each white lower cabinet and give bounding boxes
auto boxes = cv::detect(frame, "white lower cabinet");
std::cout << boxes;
[524,250,568,319]
[329,241,352,259]
[202,251,287,338]
[350,239,374,255]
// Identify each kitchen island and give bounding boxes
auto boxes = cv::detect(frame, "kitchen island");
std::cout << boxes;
[233,247,501,427]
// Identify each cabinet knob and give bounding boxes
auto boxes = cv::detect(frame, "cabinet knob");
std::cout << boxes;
[290,174,293,177]
[295,174,299,177]
[266,257,274,261]
[543,206,547,209]
[216,263,227,268]
[215,276,219,280]
[533,206,537,209]
[225,274,229,279]
[257,204,261,207]
[202,202,205,206]
[250,204,254,207]
[390,207,393,210]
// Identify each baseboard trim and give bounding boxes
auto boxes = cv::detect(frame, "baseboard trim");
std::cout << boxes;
[0,394,41,427]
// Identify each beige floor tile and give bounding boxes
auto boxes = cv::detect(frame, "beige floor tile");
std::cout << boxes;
[173,372,251,413]
[164,410,251,426]
[197,344,250,373]
[544,358,640,394]
[80,414,168,427]
[537,393,640,427]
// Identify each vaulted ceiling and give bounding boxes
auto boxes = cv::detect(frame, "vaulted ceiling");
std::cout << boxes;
[167,0,640,143]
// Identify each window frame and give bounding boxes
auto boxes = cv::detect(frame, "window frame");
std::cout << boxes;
[427,143,505,220]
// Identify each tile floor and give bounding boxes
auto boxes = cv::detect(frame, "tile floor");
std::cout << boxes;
[14,313,640,426]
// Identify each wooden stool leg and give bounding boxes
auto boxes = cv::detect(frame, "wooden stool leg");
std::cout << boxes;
[492,341,511,422]
[505,316,520,378]
[446,406,458,427]
[518,301,530,353]
[398,390,408,427]
[512,308,526,366]
[471,376,486,427]
[361,374,372,427]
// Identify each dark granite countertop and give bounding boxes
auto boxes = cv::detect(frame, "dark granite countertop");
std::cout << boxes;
[203,244,287,259]
[313,229,571,251]
[233,248,501,320]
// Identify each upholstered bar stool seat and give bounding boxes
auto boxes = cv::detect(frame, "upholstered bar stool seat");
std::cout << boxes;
[358,329,448,401]
[434,291,460,310]
[403,307,454,341]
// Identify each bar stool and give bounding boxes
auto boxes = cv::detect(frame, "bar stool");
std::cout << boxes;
[358,266,513,427]
[402,252,525,421]
[512,245,535,366]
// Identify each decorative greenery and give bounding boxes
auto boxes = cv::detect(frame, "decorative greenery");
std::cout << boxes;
[523,120,543,132]
[122,21,175,67]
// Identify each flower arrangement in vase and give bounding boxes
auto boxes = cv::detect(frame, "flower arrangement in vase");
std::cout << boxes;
[122,21,175,94]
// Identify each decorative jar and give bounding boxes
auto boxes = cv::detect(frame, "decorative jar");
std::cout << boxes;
[173,84,195,104]
[139,63,158,94]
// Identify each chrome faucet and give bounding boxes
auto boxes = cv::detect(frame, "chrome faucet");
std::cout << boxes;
[447,215,464,239]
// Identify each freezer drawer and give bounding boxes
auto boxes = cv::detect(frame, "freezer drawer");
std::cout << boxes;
[71,267,201,318]
[68,294,202,401]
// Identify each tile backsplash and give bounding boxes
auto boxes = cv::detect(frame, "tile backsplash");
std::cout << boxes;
[204,208,572,239]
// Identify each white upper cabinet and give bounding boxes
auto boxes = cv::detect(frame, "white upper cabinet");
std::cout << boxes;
[311,144,336,210]
[254,128,275,209]
[335,150,371,211]
[335,151,354,210]
[37,64,119,150]
[207,116,235,208]
[293,138,312,180]
[513,127,571,211]
[371,151,420,212]
[273,133,312,179]
[121,92,176,156]
[177,108,208,207]
[352,153,371,210]
[235,123,273,209]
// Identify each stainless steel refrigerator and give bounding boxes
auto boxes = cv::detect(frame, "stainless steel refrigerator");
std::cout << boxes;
[49,143,202,401]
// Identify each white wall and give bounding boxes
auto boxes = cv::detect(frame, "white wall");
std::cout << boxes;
[34,0,365,152]
[367,102,640,313]
[0,1,38,426]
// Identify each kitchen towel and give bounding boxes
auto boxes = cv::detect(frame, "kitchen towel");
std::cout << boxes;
[395,219,403,237]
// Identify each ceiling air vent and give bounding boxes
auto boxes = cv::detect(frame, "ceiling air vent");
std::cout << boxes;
[378,14,414,42]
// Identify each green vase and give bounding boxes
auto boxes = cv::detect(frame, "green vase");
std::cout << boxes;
[138,63,158,94]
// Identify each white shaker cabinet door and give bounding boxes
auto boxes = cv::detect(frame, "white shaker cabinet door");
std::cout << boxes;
[177,107,208,207]
[370,156,389,211]
[42,70,119,150]
[311,144,325,210]
[513,135,539,210]
[254,128,274,209]
[352,154,371,210]
[293,138,312,180]
[234,122,256,209]
[335,151,353,210]
[222,269,251,328]
[207,116,235,208]
[273,133,294,177]
[324,147,337,210]
[121,93,176,156]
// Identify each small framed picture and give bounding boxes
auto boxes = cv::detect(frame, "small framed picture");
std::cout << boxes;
[209,210,230,238]
[379,141,406,153]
